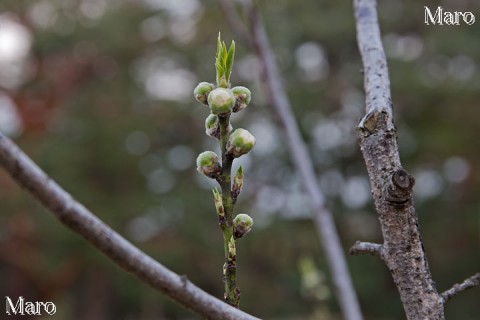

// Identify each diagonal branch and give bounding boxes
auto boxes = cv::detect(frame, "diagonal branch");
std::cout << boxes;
[441,273,480,304]
[218,2,364,320]
[0,132,259,320]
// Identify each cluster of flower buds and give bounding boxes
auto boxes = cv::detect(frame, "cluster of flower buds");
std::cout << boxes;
[194,34,255,242]
[194,58,255,173]
[194,84,252,115]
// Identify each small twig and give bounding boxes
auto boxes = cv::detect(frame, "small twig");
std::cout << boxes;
[441,273,480,304]
[0,133,259,320]
[349,241,383,258]
[218,113,240,308]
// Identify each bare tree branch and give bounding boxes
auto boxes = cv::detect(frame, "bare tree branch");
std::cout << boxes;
[354,2,394,128]
[353,0,447,318]
[441,273,480,304]
[0,132,259,320]
[215,2,364,319]
[349,241,383,257]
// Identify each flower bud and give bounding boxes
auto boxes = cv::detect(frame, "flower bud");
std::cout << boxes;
[207,88,235,115]
[227,128,255,158]
[212,189,225,217]
[232,166,243,200]
[194,82,215,106]
[205,114,220,139]
[232,86,251,112]
[196,151,221,178]
[233,213,253,239]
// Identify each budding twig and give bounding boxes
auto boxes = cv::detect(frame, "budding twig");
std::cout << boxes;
[194,34,255,309]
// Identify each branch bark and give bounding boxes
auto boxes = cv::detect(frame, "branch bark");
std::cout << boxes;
[0,132,259,320]
[349,241,383,258]
[351,0,480,318]
[218,2,364,320]
[218,113,240,307]
[441,273,480,304]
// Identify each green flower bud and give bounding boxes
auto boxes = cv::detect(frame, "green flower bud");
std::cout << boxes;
[207,88,235,115]
[205,114,220,139]
[232,86,251,112]
[233,213,253,239]
[194,82,215,105]
[196,151,221,178]
[227,128,255,158]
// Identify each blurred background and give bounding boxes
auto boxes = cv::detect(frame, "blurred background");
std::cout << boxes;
[0,0,479,319]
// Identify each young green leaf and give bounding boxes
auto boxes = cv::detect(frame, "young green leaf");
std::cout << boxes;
[216,33,225,87]
[215,33,236,88]
[225,40,235,84]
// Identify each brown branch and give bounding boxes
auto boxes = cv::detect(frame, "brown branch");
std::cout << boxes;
[217,2,365,320]
[0,132,259,320]
[441,273,480,304]
[354,0,445,319]
[349,241,383,258]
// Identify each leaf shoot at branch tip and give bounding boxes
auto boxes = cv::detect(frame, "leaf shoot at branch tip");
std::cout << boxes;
[216,32,235,88]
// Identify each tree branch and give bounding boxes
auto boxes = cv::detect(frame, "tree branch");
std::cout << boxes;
[354,0,394,131]
[216,2,364,320]
[441,273,480,304]
[354,0,444,319]
[0,132,259,320]
[349,241,383,258]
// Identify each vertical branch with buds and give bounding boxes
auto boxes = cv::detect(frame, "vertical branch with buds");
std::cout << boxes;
[194,34,254,308]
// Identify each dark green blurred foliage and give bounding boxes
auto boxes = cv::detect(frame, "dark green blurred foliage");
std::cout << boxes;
[0,0,479,319]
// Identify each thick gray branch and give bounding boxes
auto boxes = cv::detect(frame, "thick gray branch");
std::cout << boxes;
[0,133,259,320]
[441,273,480,304]
[354,0,393,131]
[354,0,444,319]
[238,4,363,320]
[350,241,383,258]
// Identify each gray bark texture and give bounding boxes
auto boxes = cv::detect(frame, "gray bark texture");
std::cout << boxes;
[353,0,479,319]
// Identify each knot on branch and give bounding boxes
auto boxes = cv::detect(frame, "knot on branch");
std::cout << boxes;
[385,168,415,206]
